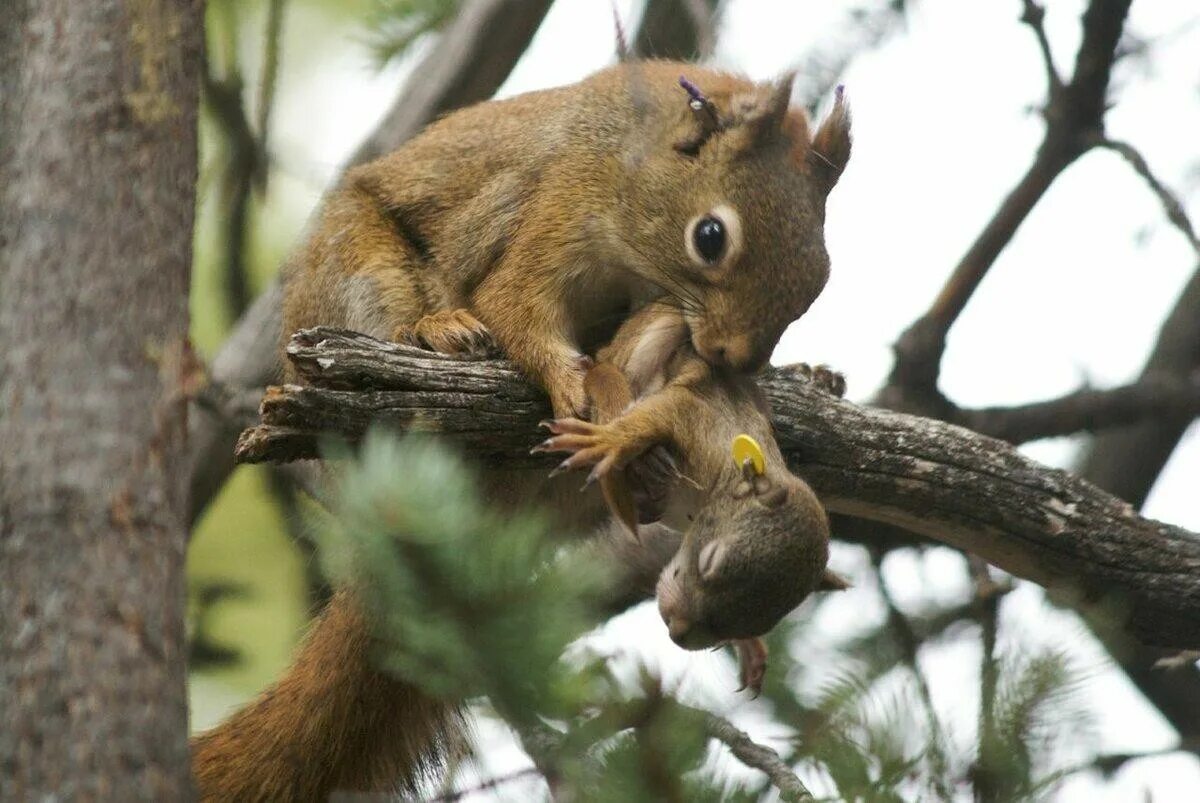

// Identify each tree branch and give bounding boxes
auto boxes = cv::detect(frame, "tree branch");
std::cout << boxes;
[957,374,1200,444]
[882,0,1133,404]
[1020,0,1063,93]
[695,708,815,802]
[1092,137,1200,257]
[236,328,1200,651]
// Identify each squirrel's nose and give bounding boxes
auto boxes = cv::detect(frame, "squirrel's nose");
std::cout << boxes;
[666,616,692,645]
[694,333,757,370]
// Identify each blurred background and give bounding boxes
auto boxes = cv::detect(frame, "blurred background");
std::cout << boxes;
[186,0,1200,799]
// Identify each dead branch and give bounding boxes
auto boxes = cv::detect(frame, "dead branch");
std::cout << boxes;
[237,328,1200,651]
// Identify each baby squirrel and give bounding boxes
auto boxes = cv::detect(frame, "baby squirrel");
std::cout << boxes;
[537,303,849,691]
[280,60,851,416]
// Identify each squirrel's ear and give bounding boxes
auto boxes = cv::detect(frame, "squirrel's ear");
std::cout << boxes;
[698,540,728,581]
[759,72,796,133]
[806,86,852,195]
[817,569,852,592]
[741,72,795,147]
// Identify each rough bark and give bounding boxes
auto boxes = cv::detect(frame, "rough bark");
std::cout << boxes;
[1072,266,1200,742]
[0,1,202,799]
[186,0,554,525]
[236,329,1200,652]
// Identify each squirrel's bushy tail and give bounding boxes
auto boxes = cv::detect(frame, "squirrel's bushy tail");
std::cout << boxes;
[191,590,465,802]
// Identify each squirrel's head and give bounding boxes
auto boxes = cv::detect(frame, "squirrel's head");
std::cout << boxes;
[654,446,847,650]
[620,69,852,372]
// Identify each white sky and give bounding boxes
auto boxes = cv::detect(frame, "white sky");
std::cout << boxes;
[257,0,1200,799]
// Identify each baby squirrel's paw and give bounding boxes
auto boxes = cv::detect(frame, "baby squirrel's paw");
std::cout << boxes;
[782,362,846,398]
[395,309,496,356]
[734,638,769,697]
[532,417,639,484]
[624,446,677,524]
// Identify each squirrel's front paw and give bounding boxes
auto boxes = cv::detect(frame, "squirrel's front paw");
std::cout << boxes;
[624,445,678,524]
[782,362,846,398]
[545,355,592,420]
[532,418,637,483]
[395,309,496,356]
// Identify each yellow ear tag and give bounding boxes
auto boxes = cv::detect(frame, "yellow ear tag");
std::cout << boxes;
[731,434,765,476]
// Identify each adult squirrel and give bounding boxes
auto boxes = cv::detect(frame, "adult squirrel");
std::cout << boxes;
[279,59,851,416]
[193,60,852,800]
[538,302,850,691]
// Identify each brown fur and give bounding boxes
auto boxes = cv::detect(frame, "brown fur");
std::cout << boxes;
[280,60,851,417]
[190,591,465,802]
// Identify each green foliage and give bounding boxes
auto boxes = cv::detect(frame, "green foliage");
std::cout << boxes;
[759,609,1094,802]
[977,650,1095,802]
[365,0,462,67]
[316,430,745,799]
[320,429,607,725]
[313,430,1103,801]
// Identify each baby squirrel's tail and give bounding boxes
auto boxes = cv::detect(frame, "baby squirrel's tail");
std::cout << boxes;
[191,590,464,802]
[583,363,642,536]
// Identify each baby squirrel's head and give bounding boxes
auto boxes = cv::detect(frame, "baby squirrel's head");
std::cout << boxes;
[655,455,842,650]
[619,67,852,373]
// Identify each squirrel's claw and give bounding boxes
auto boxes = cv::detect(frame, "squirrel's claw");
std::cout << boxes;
[733,638,769,697]
[396,308,496,356]
[533,419,629,483]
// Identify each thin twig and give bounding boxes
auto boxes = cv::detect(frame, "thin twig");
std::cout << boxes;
[695,708,815,802]
[423,767,543,802]
[1092,136,1200,257]
[255,0,287,192]
[969,555,1010,803]
[1020,0,1064,93]
[873,553,954,801]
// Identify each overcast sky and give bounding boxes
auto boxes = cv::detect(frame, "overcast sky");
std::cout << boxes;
[257,1,1200,799]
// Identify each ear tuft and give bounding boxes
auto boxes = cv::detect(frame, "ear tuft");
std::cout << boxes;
[744,72,795,146]
[818,569,852,592]
[806,87,852,195]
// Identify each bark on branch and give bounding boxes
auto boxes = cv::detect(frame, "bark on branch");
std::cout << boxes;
[237,328,1200,652]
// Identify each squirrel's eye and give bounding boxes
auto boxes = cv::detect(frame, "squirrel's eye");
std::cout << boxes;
[691,216,726,264]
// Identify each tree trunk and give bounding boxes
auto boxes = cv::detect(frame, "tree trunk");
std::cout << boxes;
[0,1,202,799]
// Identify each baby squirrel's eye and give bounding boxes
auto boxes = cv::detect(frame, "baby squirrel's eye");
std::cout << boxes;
[690,216,726,265]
